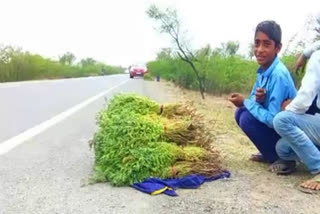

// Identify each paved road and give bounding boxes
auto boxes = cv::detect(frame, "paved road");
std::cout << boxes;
[0,76,175,214]
[0,75,130,143]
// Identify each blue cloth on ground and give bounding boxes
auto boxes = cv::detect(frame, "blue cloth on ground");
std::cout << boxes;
[132,170,231,196]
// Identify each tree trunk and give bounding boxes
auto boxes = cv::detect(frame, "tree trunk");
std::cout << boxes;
[177,52,205,99]
[187,60,205,99]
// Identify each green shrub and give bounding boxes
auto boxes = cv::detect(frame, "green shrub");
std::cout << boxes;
[143,72,153,81]
[0,46,124,82]
[147,55,257,94]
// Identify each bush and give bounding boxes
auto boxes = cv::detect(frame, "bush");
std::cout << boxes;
[147,55,257,94]
[143,72,153,81]
[0,45,124,82]
[282,54,304,88]
[147,52,302,95]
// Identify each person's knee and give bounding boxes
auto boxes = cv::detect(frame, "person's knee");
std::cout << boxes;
[238,110,256,131]
[273,111,293,134]
[276,138,287,154]
[234,107,244,125]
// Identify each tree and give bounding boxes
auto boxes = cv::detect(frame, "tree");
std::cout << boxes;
[147,4,206,99]
[194,44,212,90]
[195,44,212,59]
[59,52,76,65]
[80,57,96,67]
[248,42,254,59]
[0,45,22,64]
[283,14,319,55]
[211,47,223,57]
[156,48,172,60]
[221,41,240,57]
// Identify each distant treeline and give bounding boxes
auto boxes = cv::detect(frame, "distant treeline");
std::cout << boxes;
[0,46,124,83]
[147,44,300,95]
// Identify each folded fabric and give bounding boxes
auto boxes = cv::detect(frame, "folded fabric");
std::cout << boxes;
[132,170,231,196]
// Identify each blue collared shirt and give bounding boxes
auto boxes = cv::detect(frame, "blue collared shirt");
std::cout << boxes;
[244,57,297,128]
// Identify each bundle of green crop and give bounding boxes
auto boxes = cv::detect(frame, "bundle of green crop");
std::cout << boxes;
[91,93,222,186]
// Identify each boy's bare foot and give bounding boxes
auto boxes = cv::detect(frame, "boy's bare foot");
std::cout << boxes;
[300,173,320,193]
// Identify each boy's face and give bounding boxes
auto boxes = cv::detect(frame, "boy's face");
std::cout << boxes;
[254,31,281,69]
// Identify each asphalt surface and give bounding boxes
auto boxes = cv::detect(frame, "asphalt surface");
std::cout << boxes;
[1,76,319,214]
[0,76,171,214]
[0,75,128,143]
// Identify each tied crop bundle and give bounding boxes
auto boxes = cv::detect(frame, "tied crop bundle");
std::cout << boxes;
[91,93,222,186]
[93,110,182,186]
[105,93,160,116]
[161,102,215,148]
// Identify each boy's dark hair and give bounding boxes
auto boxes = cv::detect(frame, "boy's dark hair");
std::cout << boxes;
[255,20,282,47]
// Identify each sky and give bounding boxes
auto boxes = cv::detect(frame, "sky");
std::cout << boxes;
[0,0,319,67]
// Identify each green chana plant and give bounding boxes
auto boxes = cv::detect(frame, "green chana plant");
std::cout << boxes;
[103,93,160,116]
[91,93,222,186]
[143,72,153,81]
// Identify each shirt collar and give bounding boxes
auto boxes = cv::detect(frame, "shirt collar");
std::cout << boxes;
[257,56,279,77]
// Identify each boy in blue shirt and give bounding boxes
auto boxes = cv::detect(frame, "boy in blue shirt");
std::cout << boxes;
[228,20,297,163]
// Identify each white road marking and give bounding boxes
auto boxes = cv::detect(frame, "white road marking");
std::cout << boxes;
[0,84,21,89]
[0,75,126,88]
[0,79,129,155]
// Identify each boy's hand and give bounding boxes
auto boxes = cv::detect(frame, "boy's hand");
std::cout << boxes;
[228,93,245,107]
[281,99,291,111]
[256,88,266,103]
[295,54,306,72]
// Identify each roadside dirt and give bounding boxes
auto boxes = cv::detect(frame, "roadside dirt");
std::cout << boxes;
[143,79,319,214]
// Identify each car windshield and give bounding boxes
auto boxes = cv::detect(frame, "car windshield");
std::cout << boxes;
[131,64,146,69]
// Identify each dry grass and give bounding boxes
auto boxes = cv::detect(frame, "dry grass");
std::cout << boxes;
[155,81,313,183]
[156,82,265,171]
[178,89,270,172]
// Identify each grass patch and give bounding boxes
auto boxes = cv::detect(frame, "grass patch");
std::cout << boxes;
[176,89,270,173]
[173,87,313,183]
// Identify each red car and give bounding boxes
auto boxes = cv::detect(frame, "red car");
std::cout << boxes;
[129,65,147,78]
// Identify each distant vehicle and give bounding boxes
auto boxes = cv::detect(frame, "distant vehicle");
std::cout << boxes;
[129,65,147,78]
